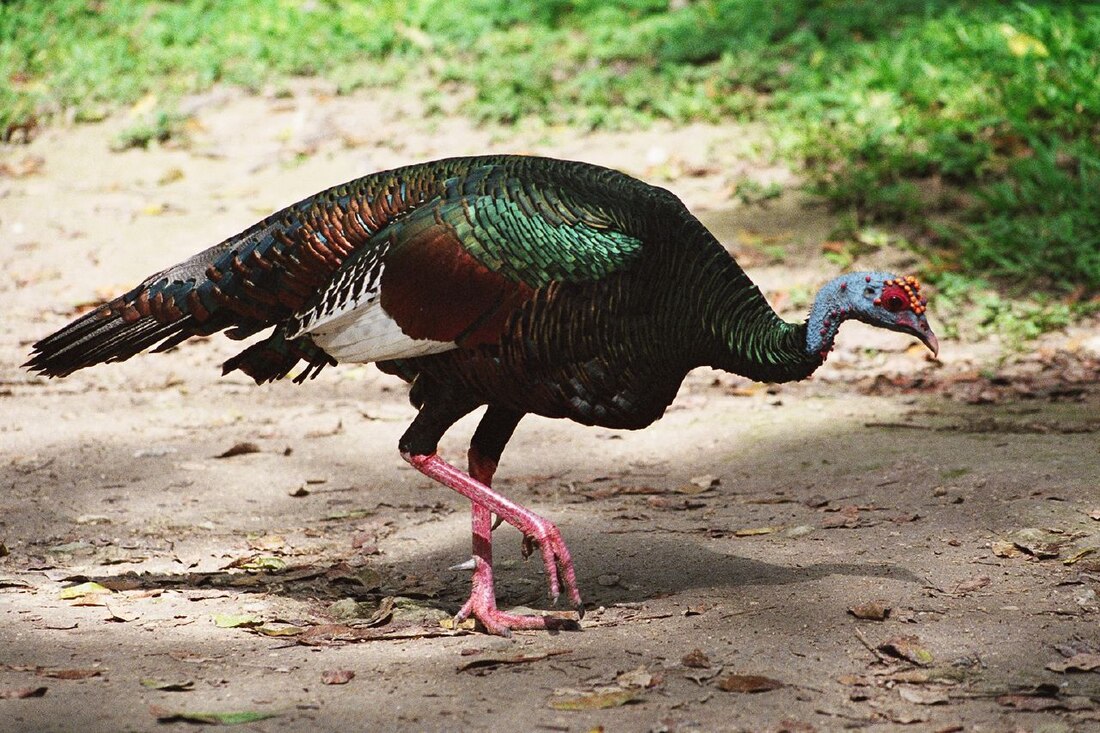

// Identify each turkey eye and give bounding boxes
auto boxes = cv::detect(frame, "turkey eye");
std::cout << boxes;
[883,294,906,312]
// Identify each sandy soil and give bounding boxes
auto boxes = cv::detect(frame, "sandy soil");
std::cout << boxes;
[2,81,1100,732]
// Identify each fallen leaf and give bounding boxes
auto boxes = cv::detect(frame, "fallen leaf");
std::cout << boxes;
[0,154,46,178]
[878,636,934,666]
[140,678,195,691]
[458,650,571,674]
[991,541,1021,558]
[151,708,280,725]
[549,688,640,711]
[733,527,779,537]
[646,496,706,511]
[848,601,891,621]
[246,535,287,552]
[58,581,111,600]
[228,556,287,572]
[1046,653,1100,673]
[717,674,784,693]
[216,442,260,459]
[1089,509,1100,521]
[821,505,861,529]
[321,669,355,685]
[952,576,991,595]
[212,613,262,629]
[0,686,47,699]
[681,649,711,669]
[690,474,720,489]
[1064,547,1098,566]
[39,668,101,680]
[1012,528,1064,559]
[254,624,305,637]
[898,685,950,705]
[158,167,184,185]
[993,687,1095,712]
[616,666,658,689]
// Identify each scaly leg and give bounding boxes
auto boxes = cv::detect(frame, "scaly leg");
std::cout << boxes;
[403,451,583,635]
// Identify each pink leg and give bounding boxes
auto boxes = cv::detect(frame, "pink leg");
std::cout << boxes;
[403,451,583,635]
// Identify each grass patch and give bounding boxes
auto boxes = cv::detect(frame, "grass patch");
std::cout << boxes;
[2,0,1098,299]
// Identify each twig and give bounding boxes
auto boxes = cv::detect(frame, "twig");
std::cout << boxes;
[853,627,893,664]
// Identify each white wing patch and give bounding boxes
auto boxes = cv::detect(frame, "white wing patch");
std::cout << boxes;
[304,295,455,364]
[288,241,455,364]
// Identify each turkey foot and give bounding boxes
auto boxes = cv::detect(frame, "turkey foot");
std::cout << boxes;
[454,503,578,636]
[402,452,584,631]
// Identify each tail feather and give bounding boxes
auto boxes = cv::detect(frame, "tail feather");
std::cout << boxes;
[24,299,190,378]
[220,331,335,385]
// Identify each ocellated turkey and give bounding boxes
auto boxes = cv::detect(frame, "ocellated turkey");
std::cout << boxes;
[26,155,938,635]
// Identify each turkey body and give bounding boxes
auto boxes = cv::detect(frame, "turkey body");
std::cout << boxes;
[27,155,831,634]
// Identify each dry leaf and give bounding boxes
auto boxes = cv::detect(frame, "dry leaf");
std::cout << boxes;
[682,649,711,668]
[0,686,47,699]
[898,685,950,705]
[58,582,112,600]
[0,154,45,178]
[321,669,355,685]
[848,601,891,621]
[549,688,640,711]
[1063,547,1098,566]
[821,505,861,529]
[995,693,1074,712]
[39,668,101,680]
[212,613,261,629]
[646,496,705,511]
[878,636,934,666]
[151,708,280,725]
[216,442,260,459]
[1046,653,1100,673]
[952,576,991,595]
[1011,528,1063,559]
[733,526,779,537]
[690,474,720,489]
[717,674,784,693]
[140,679,195,691]
[616,666,658,689]
[457,650,570,674]
[991,541,1020,558]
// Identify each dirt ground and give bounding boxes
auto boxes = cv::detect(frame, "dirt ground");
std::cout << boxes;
[2,81,1100,733]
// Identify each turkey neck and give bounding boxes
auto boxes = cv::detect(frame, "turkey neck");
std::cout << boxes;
[688,240,821,384]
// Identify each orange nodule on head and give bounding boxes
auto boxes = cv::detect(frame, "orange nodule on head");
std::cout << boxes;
[882,274,927,315]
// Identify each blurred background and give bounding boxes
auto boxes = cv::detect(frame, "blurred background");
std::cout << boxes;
[2,0,1098,349]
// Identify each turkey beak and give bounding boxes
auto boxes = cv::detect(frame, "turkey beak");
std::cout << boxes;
[918,327,939,358]
[895,311,938,357]
[910,313,939,358]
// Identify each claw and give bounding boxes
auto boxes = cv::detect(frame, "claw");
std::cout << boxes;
[449,557,477,571]
[492,513,504,530]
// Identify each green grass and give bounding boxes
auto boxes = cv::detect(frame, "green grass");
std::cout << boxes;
[2,0,1098,301]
